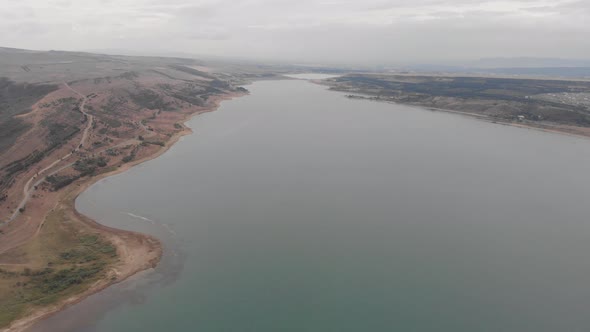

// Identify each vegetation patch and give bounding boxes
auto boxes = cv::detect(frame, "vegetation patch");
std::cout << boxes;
[129,89,174,111]
[99,117,122,128]
[45,174,79,191]
[100,96,128,114]
[0,78,58,121]
[142,140,165,147]
[121,145,140,163]
[0,118,31,154]
[169,65,215,79]
[43,122,81,146]
[73,156,109,176]
[0,210,118,328]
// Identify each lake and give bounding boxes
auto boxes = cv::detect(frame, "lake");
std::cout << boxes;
[32,78,590,331]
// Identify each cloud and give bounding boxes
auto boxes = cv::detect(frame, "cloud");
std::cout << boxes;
[0,0,588,64]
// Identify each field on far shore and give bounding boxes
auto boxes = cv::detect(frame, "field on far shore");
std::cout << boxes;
[321,74,590,138]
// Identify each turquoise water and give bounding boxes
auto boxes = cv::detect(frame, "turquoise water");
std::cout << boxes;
[32,79,590,331]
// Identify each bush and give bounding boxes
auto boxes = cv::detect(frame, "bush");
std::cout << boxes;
[73,157,109,175]
[46,175,79,191]
[145,140,165,147]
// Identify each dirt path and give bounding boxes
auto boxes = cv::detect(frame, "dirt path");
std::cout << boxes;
[0,90,244,332]
[5,83,94,224]
[64,83,94,153]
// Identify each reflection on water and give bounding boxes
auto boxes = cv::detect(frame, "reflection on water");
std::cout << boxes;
[32,79,590,332]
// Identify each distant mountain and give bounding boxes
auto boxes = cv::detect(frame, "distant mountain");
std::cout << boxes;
[473,57,590,68]
[0,46,42,54]
[472,67,590,78]
[401,58,590,79]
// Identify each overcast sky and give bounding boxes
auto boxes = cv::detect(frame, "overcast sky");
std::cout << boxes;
[1,0,589,65]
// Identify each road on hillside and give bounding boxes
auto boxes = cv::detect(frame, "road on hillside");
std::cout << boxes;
[4,83,94,223]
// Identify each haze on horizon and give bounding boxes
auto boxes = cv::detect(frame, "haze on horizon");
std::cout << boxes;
[1,0,589,65]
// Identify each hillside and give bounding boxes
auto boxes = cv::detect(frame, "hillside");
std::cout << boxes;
[0,48,253,330]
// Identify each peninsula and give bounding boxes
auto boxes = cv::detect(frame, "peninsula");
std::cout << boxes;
[0,47,257,331]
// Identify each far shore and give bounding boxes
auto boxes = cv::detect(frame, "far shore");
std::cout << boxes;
[334,92,590,142]
[9,77,589,331]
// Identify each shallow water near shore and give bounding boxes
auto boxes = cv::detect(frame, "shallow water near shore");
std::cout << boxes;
[32,79,590,331]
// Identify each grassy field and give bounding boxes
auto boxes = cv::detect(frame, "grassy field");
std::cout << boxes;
[0,209,118,328]
[0,78,58,154]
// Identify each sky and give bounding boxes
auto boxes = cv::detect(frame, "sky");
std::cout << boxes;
[1,0,589,65]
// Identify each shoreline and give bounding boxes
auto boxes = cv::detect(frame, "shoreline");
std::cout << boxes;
[2,90,246,332]
[11,79,588,331]
[337,92,590,142]
[5,78,587,331]
[421,105,590,141]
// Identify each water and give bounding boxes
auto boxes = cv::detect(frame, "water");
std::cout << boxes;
[33,79,590,331]
[284,73,341,80]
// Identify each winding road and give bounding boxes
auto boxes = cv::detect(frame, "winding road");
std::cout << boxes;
[66,83,94,153]
[4,83,94,223]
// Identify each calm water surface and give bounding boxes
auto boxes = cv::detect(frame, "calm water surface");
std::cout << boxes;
[33,79,590,331]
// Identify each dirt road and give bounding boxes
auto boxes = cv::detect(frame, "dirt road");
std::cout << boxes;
[4,83,94,224]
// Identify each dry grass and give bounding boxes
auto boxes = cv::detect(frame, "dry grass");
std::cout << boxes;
[0,208,118,328]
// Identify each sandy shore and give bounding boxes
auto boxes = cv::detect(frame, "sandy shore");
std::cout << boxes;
[2,91,246,332]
